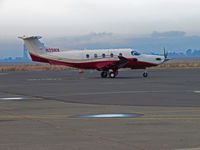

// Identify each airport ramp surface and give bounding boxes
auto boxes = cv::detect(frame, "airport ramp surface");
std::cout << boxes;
[0,69,200,150]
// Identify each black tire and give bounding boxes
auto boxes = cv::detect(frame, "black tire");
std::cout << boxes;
[101,71,107,78]
[109,72,115,78]
[143,72,148,77]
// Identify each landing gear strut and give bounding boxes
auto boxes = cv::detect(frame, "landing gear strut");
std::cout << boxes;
[143,70,148,77]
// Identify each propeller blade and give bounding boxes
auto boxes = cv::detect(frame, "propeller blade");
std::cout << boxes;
[163,47,168,59]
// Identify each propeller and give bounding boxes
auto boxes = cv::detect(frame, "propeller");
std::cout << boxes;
[163,48,170,62]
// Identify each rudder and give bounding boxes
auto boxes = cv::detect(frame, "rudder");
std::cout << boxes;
[19,36,49,63]
[18,36,46,55]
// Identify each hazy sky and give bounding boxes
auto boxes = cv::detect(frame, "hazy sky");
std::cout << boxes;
[0,0,200,58]
[1,0,200,38]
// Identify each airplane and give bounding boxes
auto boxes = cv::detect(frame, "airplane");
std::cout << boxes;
[19,36,169,78]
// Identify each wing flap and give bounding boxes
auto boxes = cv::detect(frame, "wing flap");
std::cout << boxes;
[96,56,129,70]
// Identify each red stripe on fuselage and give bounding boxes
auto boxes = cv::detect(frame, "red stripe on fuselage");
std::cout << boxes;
[30,53,49,63]
[29,53,157,69]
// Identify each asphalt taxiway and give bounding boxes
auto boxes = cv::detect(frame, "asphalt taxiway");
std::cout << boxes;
[0,69,200,150]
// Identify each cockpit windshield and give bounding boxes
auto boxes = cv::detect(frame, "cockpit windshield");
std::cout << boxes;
[131,51,141,56]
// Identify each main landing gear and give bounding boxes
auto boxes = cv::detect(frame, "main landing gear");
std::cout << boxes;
[101,70,148,78]
[101,70,118,78]
[101,71,108,78]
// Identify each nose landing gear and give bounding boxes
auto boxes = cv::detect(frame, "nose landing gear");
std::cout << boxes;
[143,70,148,77]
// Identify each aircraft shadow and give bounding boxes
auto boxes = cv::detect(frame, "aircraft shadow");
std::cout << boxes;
[89,76,144,79]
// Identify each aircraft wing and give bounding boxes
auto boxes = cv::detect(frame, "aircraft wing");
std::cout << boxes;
[96,56,129,71]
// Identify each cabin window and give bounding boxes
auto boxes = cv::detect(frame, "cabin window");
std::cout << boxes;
[110,53,114,57]
[119,53,123,56]
[102,53,106,58]
[94,54,98,58]
[86,54,90,58]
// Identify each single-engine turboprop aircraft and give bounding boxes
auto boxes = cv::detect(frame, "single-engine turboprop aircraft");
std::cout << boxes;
[19,36,169,78]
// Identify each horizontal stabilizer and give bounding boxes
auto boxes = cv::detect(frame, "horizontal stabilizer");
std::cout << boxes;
[18,36,42,40]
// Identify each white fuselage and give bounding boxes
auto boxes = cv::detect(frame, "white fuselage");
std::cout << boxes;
[42,48,165,65]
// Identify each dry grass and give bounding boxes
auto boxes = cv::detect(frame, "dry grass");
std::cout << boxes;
[0,64,75,72]
[0,59,200,72]
[152,59,200,69]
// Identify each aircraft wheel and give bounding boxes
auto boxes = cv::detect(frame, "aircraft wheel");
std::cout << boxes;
[109,72,116,78]
[101,71,107,78]
[143,72,148,77]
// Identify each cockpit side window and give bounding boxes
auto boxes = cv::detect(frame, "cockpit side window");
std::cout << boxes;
[131,51,134,56]
[131,51,140,56]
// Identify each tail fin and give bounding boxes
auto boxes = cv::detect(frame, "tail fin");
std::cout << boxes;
[18,36,46,55]
[19,36,49,63]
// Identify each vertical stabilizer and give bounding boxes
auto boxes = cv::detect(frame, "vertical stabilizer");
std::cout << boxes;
[19,36,49,63]
[18,36,46,55]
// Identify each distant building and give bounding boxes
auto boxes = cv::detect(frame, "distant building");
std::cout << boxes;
[23,44,31,60]
[0,44,32,63]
